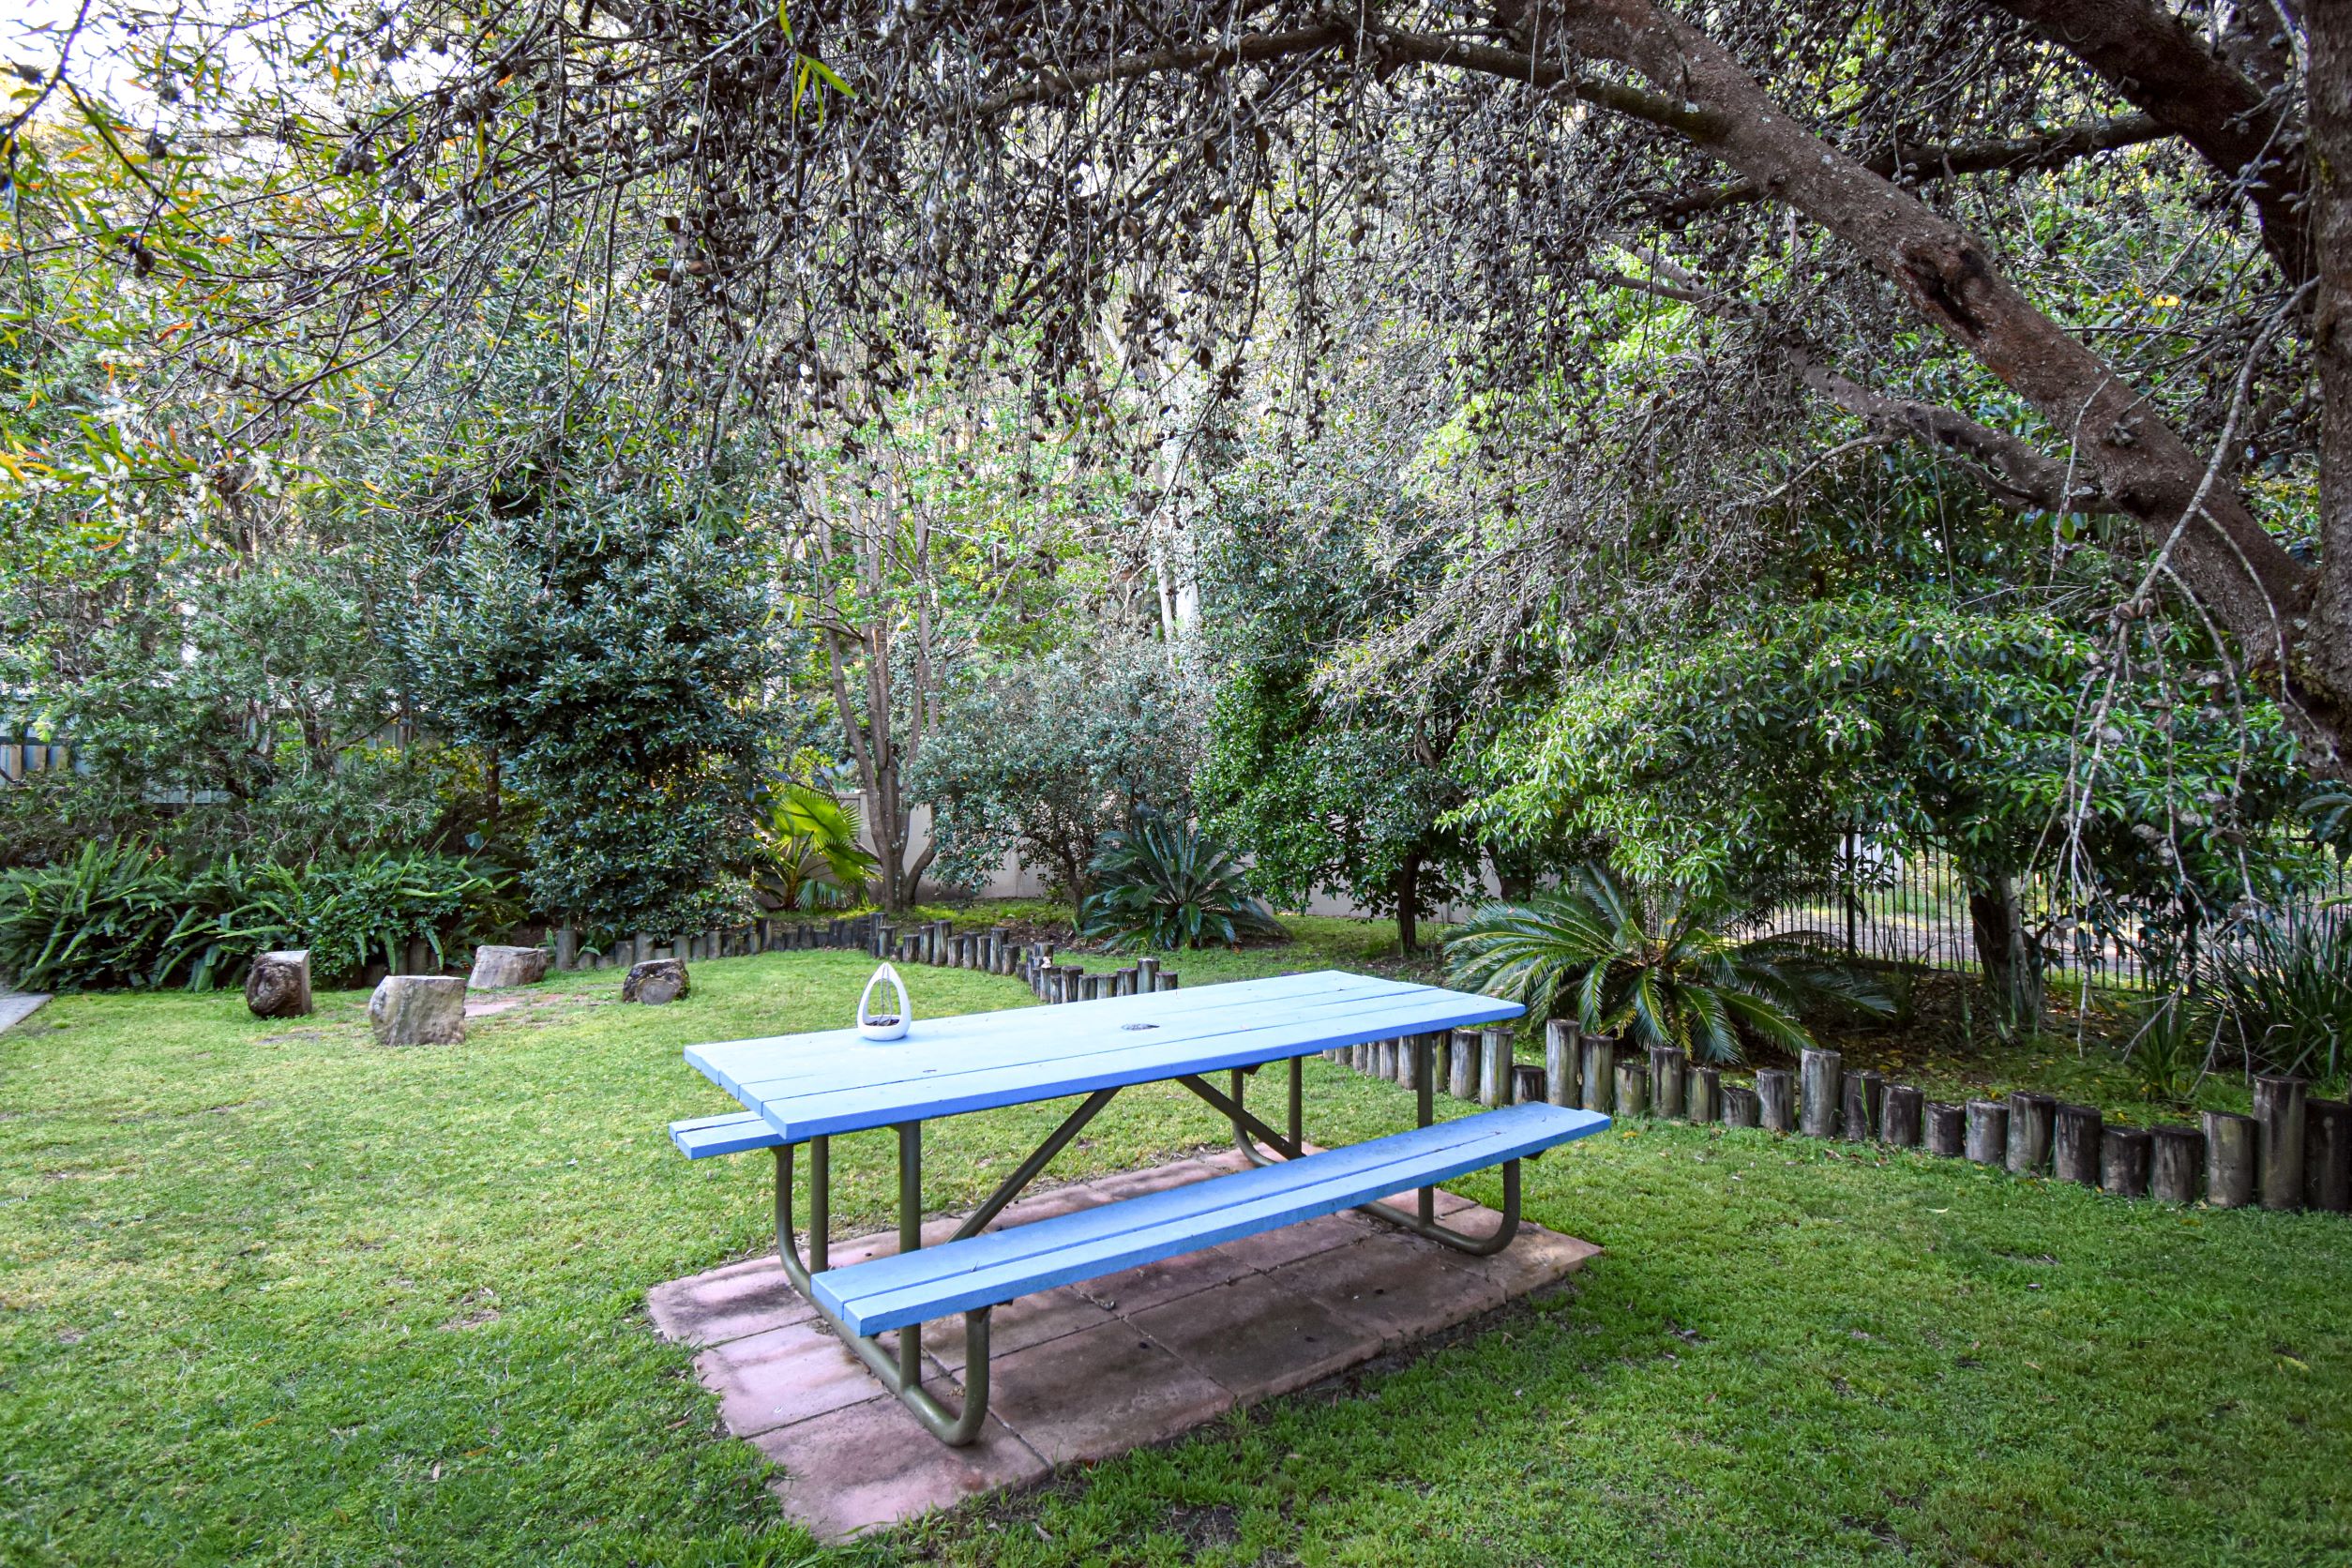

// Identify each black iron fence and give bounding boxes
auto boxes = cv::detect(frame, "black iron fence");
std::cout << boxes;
[1750,841,2351,990]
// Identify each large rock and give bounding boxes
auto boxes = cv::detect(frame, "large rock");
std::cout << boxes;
[622,958,690,1006]
[369,975,468,1046]
[245,949,313,1018]
[468,944,550,990]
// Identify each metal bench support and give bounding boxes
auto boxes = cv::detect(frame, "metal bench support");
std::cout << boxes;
[774,1138,992,1446]
[1181,1042,1523,1258]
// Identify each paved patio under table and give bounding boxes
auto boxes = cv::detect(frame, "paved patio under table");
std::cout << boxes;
[648,1147,1599,1539]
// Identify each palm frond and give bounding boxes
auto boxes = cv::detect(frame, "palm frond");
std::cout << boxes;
[1445,862,1881,1065]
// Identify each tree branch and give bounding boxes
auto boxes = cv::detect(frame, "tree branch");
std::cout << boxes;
[1651,113,2171,219]
[1989,0,2309,284]
[972,19,1727,142]
[1787,352,2116,515]
[1595,267,2115,513]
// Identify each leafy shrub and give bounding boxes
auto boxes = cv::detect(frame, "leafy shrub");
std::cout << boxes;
[2199,916,2352,1082]
[0,844,511,993]
[405,490,776,942]
[917,640,1200,919]
[0,843,247,992]
[2124,991,2209,1106]
[1445,865,1892,1063]
[228,853,519,986]
[1079,815,1283,951]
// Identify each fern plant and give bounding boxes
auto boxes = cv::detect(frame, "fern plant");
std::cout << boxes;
[1080,815,1283,951]
[1444,865,1891,1063]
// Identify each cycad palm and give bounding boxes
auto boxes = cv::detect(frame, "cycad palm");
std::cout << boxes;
[1445,866,1889,1063]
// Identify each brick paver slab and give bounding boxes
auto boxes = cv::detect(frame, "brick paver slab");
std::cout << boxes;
[987,1318,1237,1465]
[1130,1277,1383,1402]
[1272,1232,1512,1351]
[755,1393,1048,1539]
[650,1151,1597,1538]
[697,1318,904,1437]
[647,1256,814,1349]
[925,1283,1114,1373]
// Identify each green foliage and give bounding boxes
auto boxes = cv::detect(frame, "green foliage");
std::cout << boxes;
[1079,814,1284,951]
[2123,992,2209,1107]
[1445,865,1890,1063]
[0,552,443,867]
[0,843,509,992]
[219,854,520,987]
[0,843,247,993]
[753,778,877,912]
[915,640,1198,914]
[2198,917,2352,1083]
[1195,456,1489,941]
[1467,592,2307,905]
[405,485,778,944]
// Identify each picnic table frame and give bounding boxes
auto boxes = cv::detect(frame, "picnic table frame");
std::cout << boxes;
[691,972,1530,1445]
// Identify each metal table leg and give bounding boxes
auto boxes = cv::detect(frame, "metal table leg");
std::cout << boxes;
[772,1138,991,1446]
[766,1090,1121,1446]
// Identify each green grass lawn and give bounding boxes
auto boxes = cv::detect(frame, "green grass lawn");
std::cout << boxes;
[4,927,2348,1566]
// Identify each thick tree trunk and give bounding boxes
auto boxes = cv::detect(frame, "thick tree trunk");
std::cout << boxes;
[1395,848,1423,954]
[1963,864,2044,1041]
[2311,5,2352,762]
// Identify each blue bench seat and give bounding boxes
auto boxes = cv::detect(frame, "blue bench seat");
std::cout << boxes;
[809,1101,1607,1334]
[671,1109,787,1158]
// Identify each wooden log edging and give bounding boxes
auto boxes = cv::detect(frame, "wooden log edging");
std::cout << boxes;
[2052,1104,2103,1186]
[2253,1076,2307,1212]
[1881,1084,1922,1148]
[2150,1124,2204,1204]
[2204,1111,2256,1209]
[2006,1093,2056,1177]
[2308,1099,2352,1214]
[1924,1101,1965,1157]
[1800,1048,1843,1139]
[1313,998,2348,1224]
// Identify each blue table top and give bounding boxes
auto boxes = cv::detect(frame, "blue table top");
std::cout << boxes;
[686,969,1524,1142]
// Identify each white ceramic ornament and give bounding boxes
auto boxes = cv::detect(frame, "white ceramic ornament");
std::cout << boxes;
[857,962,912,1041]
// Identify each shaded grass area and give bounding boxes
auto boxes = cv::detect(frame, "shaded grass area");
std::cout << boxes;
[3,934,2348,1565]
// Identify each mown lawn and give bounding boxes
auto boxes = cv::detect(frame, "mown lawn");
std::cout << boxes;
[3,925,2347,1566]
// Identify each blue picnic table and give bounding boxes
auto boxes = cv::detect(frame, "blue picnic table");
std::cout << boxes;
[670,969,1608,1444]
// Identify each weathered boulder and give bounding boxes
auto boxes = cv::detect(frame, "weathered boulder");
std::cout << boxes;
[245,949,314,1018]
[468,944,550,990]
[369,974,468,1046]
[622,958,690,1006]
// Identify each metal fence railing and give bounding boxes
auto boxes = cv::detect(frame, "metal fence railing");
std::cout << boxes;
[1750,841,2352,990]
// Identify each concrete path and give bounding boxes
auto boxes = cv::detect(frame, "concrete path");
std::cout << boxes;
[0,992,50,1033]
[647,1147,1600,1540]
